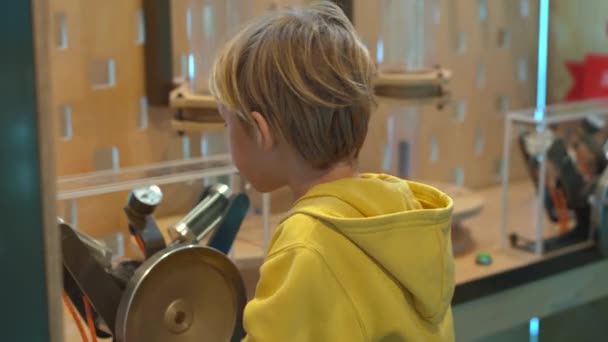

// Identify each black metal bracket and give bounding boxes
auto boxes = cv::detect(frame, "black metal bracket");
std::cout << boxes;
[143,0,173,106]
[61,223,124,335]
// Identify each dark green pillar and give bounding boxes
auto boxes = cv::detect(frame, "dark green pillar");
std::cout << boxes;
[0,1,60,341]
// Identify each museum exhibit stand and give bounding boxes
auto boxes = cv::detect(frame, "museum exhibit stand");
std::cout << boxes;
[2,0,608,341]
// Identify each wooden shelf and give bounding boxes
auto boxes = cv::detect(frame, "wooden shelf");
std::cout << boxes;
[170,83,217,109]
[374,68,452,87]
[170,119,225,133]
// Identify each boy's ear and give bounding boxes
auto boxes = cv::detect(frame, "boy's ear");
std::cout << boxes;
[251,111,274,150]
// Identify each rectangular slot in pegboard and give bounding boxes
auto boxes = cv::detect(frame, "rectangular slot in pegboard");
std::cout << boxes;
[94,146,120,171]
[398,141,410,178]
[452,166,465,186]
[136,8,146,45]
[474,128,485,156]
[138,96,149,130]
[429,136,439,163]
[453,100,467,122]
[518,57,529,82]
[54,12,68,49]
[478,0,489,22]
[60,104,73,140]
[90,58,116,89]
[520,0,530,18]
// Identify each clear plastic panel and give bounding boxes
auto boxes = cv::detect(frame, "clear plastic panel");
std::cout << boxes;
[57,154,234,200]
[383,106,421,178]
[187,0,255,94]
[508,99,608,124]
[377,0,439,73]
[501,100,608,255]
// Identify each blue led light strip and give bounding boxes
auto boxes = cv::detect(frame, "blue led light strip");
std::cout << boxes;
[534,0,550,121]
[529,317,540,342]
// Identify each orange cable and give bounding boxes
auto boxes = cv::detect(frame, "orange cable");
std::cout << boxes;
[548,186,570,234]
[134,235,145,254]
[575,147,593,180]
[63,292,89,342]
[83,296,98,342]
[555,190,570,234]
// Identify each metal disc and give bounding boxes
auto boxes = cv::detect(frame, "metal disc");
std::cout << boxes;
[115,244,247,342]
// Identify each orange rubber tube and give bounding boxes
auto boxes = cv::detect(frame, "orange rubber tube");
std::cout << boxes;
[135,235,145,253]
[548,186,570,234]
[63,292,89,342]
[575,147,593,180]
[83,296,98,342]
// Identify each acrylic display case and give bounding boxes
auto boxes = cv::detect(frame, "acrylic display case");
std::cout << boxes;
[373,0,447,179]
[13,0,606,340]
[185,0,255,95]
[169,0,316,136]
[500,99,608,255]
[180,0,316,97]
[377,0,439,74]
[56,155,274,261]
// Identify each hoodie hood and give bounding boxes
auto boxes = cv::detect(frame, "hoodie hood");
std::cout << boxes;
[291,173,454,324]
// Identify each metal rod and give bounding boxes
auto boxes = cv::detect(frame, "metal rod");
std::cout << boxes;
[535,128,548,255]
[500,116,513,249]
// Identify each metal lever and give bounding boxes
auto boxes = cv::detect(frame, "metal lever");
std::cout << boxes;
[124,185,166,258]
[168,184,231,244]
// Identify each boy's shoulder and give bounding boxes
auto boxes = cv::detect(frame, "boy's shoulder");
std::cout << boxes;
[268,207,364,257]
[266,213,324,257]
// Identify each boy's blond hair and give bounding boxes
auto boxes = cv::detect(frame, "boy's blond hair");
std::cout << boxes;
[209,1,376,169]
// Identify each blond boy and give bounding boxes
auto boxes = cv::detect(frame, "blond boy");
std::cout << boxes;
[209,2,455,341]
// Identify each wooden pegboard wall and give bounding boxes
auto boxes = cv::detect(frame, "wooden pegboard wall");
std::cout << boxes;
[48,0,208,238]
[170,0,317,82]
[47,0,315,238]
[46,0,540,238]
[356,0,538,188]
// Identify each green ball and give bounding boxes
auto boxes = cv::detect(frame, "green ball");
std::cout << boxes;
[476,252,493,265]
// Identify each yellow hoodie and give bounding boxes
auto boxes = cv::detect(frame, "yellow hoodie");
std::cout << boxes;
[242,173,455,341]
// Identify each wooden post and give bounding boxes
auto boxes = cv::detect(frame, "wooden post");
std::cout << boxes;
[143,0,173,106]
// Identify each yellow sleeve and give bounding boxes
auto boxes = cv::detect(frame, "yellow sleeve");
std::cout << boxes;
[242,246,366,342]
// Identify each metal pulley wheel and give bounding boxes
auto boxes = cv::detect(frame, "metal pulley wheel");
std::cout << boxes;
[115,244,247,342]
